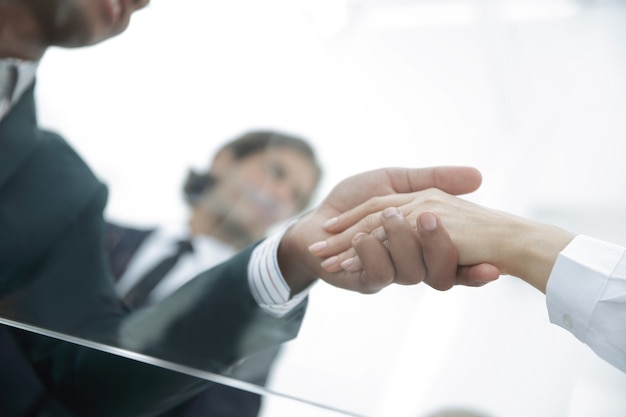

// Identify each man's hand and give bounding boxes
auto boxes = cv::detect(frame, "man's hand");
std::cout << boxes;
[278,166,499,295]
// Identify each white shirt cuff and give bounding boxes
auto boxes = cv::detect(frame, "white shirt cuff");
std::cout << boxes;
[546,234,624,343]
[248,220,310,317]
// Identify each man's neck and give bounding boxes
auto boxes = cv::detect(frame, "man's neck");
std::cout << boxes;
[0,2,47,61]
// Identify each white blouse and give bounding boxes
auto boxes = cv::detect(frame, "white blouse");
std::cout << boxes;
[547,234,626,373]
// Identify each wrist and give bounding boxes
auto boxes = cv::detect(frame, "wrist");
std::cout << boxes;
[505,219,575,293]
[277,213,320,295]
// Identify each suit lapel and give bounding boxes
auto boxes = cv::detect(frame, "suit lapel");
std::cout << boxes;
[105,223,156,281]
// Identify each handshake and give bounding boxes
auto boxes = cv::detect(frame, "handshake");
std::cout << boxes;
[279,166,574,296]
[277,165,625,374]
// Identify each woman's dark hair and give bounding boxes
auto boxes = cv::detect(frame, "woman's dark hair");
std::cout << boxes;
[183,130,322,207]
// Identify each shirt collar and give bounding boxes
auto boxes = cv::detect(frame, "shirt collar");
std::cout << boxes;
[0,57,38,120]
[155,222,237,258]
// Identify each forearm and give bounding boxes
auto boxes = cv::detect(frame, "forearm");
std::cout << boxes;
[416,193,576,292]
[488,217,576,293]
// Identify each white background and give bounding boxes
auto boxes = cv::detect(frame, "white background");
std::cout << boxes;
[36,0,626,416]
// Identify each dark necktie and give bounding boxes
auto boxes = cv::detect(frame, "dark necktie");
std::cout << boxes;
[0,63,18,120]
[123,240,194,309]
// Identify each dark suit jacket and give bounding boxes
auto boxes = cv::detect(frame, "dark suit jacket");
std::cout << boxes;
[104,222,281,417]
[0,83,306,417]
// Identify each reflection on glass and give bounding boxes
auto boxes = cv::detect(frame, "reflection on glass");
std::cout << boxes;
[0,316,364,417]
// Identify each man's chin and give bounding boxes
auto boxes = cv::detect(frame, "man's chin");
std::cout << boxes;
[52,32,97,48]
[47,17,101,48]
[27,0,97,48]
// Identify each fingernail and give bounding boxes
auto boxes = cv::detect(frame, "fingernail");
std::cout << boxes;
[348,256,363,271]
[321,256,338,269]
[340,257,354,269]
[382,207,402,219]
[352,232,367,244]
[308,241,327,254]
[419,212,437,231]
[323,217,338,228]
[475,276,500,285]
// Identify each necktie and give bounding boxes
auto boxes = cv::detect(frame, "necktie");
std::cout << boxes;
[123,240,194,309]
[0,63,18,120]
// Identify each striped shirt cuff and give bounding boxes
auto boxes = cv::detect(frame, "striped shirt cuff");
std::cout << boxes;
[248,220,309,317]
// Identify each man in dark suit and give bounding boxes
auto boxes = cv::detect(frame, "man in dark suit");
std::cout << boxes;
[105,130,323,417]
[0,1,496,416]
[110,130,322,308]
[0,81,308,415]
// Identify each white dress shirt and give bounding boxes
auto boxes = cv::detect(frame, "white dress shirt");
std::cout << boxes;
[0,58,38,121]
[115,225,237,304]
[115,221,309,317]
[547,234,626,373]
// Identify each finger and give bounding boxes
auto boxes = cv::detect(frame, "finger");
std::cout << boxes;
[311,196,413,260]
[352,232,397,293]
[310,214,393,268]
[416,212,458,291]
[319,246,358,273]
[456,264,501,286]
[323,166,482,235]
[323,166,481,240]
[323,194,417,233]
[381,208,426,285]
[324,219,390,258]
[337,253,362,272]
[316,209,388,256]
[391,166,482,197]
[318,206,417,275]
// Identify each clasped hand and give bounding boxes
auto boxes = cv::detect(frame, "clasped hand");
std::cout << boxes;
[280,166,501,295]
[308,187,505,292]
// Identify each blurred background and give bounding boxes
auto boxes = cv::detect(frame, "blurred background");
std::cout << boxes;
[35,0,626,416]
